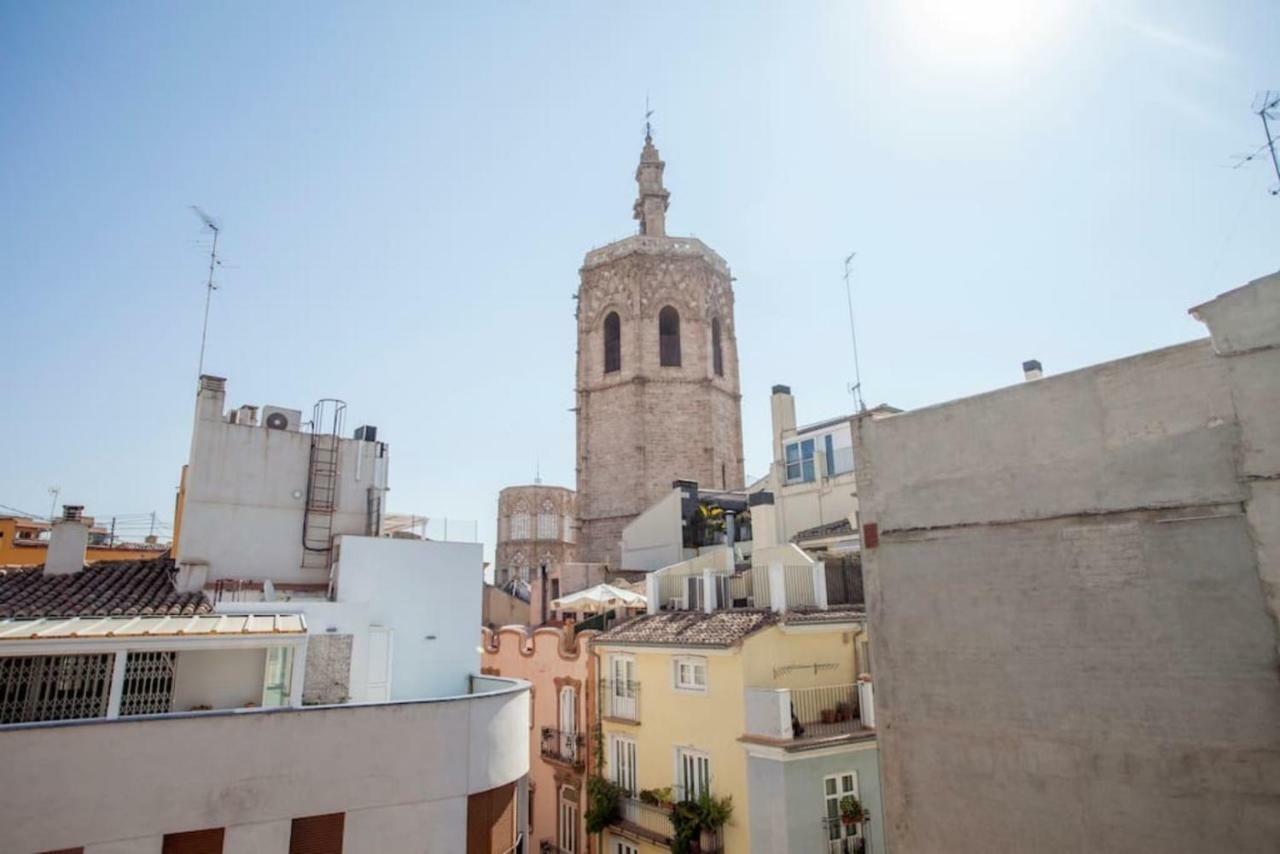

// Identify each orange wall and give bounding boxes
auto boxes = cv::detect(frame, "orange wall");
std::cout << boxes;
[482,625,597,854]
[0,518,167,567]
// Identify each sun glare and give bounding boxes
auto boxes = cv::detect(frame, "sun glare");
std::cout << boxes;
[899,0,1073,69]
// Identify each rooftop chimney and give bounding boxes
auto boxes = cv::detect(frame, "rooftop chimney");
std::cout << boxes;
[1022,360,1043,381]
[770,385,797,464]
[46,505,89,575]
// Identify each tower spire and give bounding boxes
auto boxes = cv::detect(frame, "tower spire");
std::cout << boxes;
[634,109,669,237]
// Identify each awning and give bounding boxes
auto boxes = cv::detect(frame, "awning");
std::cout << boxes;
[0,613,307,641]
[550,583,647,613]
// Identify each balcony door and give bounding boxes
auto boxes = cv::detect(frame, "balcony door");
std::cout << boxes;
[559,685,578,762]
[609,655,636,720]
[823,771,861,852]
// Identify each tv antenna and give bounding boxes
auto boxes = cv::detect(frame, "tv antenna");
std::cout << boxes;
[1256,91,1280,196]
[843,252,867,413]
[191,206,222,377]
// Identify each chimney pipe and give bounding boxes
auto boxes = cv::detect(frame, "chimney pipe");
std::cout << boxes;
[1022,360,1043,381]
[46,505,89,575]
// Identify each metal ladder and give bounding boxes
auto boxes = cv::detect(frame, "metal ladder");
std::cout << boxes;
[301,398,346,572]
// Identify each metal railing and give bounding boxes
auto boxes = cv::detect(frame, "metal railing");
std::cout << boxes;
[726,569,755,607]
[616,796,674,845]
[782,564,817,607]
[823,817,866,853]
[791,683,861,739]
[539,727,584,767]
[600,680,640,722]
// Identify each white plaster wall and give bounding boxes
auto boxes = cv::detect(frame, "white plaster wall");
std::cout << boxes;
[176,382,389,585]
[86,839,161,854]
[172,648,268,711]
[223,820,291,853]
[344,798,466,853]
[334,535,483,699]
[0,678,530,854]
[620,488,683,571]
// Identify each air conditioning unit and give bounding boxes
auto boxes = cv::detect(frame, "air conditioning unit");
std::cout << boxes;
[262,406,302,431]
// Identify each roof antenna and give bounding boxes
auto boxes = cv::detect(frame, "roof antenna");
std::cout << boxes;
[843,252,867,413]
[534,460,543,486]
[190,206,222,378]
[1255,91,1280,196]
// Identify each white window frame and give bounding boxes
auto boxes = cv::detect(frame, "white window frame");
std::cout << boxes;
[784,438,816,484]
[675,746,711,801]
[823,770,861,845]
[672,655,708,692]
[610,734,638,795]
[608,654,637,720]
[559,785,579,853]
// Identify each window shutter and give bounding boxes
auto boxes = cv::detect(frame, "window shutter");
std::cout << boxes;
[289,813,345,854]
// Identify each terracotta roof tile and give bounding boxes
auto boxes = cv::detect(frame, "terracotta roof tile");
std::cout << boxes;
[792,518,854,543]
[0,557,211,619]
[594,608,776,647]
[785,605,866,624]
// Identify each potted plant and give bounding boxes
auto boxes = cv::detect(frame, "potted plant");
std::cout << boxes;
[585,776,624,834]
[835,700,852,722]
[839,794,865,828]
[821,708,837,724]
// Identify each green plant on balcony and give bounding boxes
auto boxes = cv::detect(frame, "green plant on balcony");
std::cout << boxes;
[839,794,865,826]
[671,792,734,854]
[639,786,674,808]
[585,775,625,834]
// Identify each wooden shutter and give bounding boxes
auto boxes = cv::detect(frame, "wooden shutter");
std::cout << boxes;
[289,812,345,854]
[162,828,224,854]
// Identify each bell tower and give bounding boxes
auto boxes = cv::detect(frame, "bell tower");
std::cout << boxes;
[574,131,745,568]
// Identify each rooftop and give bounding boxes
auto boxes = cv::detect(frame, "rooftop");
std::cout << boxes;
[595,608,776,647]
[0,612,304,641]
[791,518,854,544]
[0,557,211,619]
[784,604,866,625]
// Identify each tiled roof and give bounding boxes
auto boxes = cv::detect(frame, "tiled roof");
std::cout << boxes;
[0,557,211,619]
[594,609,776,647]
[792,518,854,543]
[785,604,866,624]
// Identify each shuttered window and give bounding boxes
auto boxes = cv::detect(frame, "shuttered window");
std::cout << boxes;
[289,812,345,854]
[162,828,224,854]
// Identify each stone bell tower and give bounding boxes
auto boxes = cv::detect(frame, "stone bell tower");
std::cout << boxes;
[574,129,745,568]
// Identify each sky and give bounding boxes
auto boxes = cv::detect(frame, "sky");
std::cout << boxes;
[1,1,1276,558]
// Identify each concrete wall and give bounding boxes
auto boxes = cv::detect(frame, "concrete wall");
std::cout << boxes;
[172,648,268,711]
[0,676,530,854]
[483,584,532,628]
[621,487,684,572]
[176,376,389,586]
[746,741,884,854]
[334,535,482,699]
[852,272,1280,853]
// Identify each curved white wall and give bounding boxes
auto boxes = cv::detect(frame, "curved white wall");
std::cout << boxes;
[0,677,529,854]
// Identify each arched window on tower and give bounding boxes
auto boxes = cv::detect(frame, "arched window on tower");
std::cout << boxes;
[659,306,682,367]
[711,317,724,377]
[603,311,621,374]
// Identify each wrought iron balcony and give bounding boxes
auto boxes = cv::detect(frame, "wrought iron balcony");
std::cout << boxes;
[539,726,584,769]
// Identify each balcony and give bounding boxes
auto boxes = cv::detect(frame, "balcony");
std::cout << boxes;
[612,796,725,852]
[540,726,584,769]
[648,545,833,614]
[744,681,875,747]
[601,679,640,723]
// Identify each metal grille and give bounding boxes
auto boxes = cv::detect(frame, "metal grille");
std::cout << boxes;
[0,653,112,724]
[119,651,175,717]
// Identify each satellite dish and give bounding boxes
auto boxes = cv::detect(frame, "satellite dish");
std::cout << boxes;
[265,411,290,430]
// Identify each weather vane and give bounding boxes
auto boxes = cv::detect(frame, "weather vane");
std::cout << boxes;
[645,94,654,141]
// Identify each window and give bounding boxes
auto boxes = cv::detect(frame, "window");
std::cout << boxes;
[824,772,861,845]
[603,311,622,373]
[610,735,637,794]
[608,655,637,720]
[659,306,681,366]
[162,828,225,854]
[673,656,707,691]
[676,748,711,800]
[537,513,557,539]
[612,840,640,854]
[559,684,578,761]
[824,429,855,476]
[711,317,723,377]
[559,786,579,853]
[262,646,293,707]
[289,813,345,854]
[510,512,531,540]
[784,438,816,484]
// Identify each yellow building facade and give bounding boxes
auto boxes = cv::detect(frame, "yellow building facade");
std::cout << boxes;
[593,608,875,854]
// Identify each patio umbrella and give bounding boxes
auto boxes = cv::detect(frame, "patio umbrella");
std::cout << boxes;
[550,583,647,613]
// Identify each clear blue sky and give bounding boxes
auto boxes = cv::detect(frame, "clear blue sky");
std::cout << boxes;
[1,1,1276,557]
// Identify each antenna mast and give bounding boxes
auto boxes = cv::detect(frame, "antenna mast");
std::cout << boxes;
[843,252,867,413]
[1256,91,1280,196]
[191,206,221,377]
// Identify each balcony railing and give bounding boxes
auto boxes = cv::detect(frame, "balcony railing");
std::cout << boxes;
[617,796,674,846]
[539,726,584,768]
[600,679,640,723]
[745,682,873,742]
